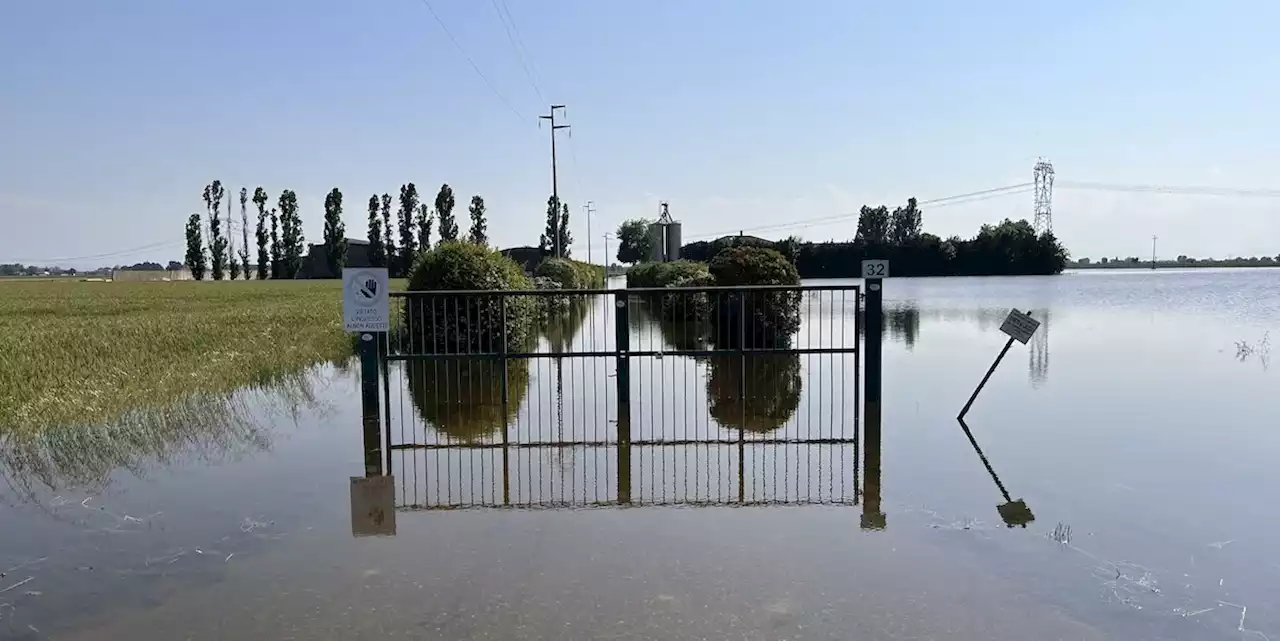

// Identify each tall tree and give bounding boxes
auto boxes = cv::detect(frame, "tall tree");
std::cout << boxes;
[539,195,561,257]
[615,219,654,265]
[269,208,281,278]
[227,196,240,280]
[397,183,419,276]
[239,188,251,279]
[278,190,304,278]
[367,195,386,268]
[888,197,922,246]
[558,203,572,258]
[467,195,488,246]
[322,188,347,277]
[855,205,890,247]
[380,193,395,272]
[185,214,207,280]
[203,181,228,280]
[253,187,270,279]
[434,183,458,242]
[417,203,433,252]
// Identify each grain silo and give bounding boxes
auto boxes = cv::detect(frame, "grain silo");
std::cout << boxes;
[645,202,682,262]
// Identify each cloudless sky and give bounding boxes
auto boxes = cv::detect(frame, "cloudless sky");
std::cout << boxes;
[3,0,1278,268]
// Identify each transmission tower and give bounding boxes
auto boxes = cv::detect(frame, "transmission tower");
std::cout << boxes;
[1033,158,1054,235]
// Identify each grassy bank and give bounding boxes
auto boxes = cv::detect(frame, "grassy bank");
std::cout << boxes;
[0,279,358,433]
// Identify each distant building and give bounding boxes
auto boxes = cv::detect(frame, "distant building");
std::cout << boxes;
[297,239,372,279]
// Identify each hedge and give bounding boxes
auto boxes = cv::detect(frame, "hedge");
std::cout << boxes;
[534,257,605,290]
[404,241,535,354]
[707,246,802,348]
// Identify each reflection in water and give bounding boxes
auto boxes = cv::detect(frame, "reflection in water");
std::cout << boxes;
[880,303,1052,384]
[0,376,317,500]
[706,354,803,433]
[406,359,530,442]
[956,417,1034,528]
[861,401,884,531]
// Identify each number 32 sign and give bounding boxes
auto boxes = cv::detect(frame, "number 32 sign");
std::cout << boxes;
[861,260,889,279]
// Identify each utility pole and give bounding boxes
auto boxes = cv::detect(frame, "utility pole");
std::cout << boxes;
[583,201,596,265]
[603,233,612,272]
[1151,235,1158,270]
[539,105,570,258]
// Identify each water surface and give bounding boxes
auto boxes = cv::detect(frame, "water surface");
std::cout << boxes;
[3,269,1278,640]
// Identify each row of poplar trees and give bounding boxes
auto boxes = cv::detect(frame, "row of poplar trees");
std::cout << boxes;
[365,183,490,278]
[183,181,490,280]
[183,180,307,280]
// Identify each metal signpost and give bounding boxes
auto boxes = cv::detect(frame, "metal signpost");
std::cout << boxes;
[344,268,395,536]
[957,308,1041,419]
[861,260,887,530]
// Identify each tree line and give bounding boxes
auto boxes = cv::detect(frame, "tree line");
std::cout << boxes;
[614,198,1070,277]
[182,181,493,280]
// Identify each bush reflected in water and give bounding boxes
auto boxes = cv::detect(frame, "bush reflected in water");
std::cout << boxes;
[707,354,802,433]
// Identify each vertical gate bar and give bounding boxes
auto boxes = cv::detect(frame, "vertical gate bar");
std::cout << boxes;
[614,291,632,504]
[737,290,746,503]
[501,293,510,505]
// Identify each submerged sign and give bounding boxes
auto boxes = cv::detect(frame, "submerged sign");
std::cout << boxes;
[999,309,1040,344]
[343,268,389,332]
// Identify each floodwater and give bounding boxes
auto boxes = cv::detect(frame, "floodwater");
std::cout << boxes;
[3,269,1279,640]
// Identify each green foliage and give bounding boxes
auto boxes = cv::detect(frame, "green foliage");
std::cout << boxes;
[404,241,535,354]
[238,187,251,279]
[539,195,561,257]
[707,354,802,432]
[855,205,890,248]
[535,257,605,290]
[322,188,347,277]
[616,219,655,265]
[558,203,572,258]
[278,189,304,279]
[366,195,387,268]
[203,181,228,280]
[708,246,802,347]
[380,194,396,273]
[397,183,419,277]
[253,188,270,280]
[184,214,206,280]
[887,197,922,246]
[435,183,458,242]
[625,260,711,288]
[416,203,433,252]
[269,208,281,279]
[468,195,488,246]
[406,358,529,442]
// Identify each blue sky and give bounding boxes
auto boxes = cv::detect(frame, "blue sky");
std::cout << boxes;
[3,0,1278,268]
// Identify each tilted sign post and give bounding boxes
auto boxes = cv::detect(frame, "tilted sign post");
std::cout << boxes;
[343,267,396,537]
[957,308,1041,419]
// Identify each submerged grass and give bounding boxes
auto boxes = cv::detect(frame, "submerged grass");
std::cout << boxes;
[0,279,357,433]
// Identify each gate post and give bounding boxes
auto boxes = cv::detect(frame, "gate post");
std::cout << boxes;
[861,260,886,529]
[613,291,632,504]
[359,332,384,477]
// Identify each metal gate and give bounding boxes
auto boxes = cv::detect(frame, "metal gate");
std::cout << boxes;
[377,284,862,510]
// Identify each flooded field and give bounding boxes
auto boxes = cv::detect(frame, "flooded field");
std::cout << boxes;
[3,269,1279,640]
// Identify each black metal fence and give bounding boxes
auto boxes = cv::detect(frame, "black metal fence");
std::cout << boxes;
[381,284,861,509]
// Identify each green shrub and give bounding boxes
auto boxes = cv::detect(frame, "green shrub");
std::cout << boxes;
[570,260,606,288]
[708,246,802,347]
[407,358,529,442]
[404,241,535,354]
[626,260,710,288]
[535,258,583,289]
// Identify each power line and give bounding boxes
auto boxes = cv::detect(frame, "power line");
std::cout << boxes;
[489,0,544,104]
[1059,180,1280,198]
[4,239,185,264]
[413,0,526,120]
[681,184,1034,242]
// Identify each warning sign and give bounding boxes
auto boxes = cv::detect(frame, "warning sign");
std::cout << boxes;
[343,268,389,332]
[999,309,1040,345]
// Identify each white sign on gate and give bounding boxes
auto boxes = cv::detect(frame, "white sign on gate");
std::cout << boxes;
[861,259,890,279]
[343,267,389,332]
[999,309,1040,344]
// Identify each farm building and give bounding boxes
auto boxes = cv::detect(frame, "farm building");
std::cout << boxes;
[297,239,372,279]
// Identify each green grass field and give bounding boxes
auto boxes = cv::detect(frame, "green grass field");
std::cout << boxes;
[0,279,360,433]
